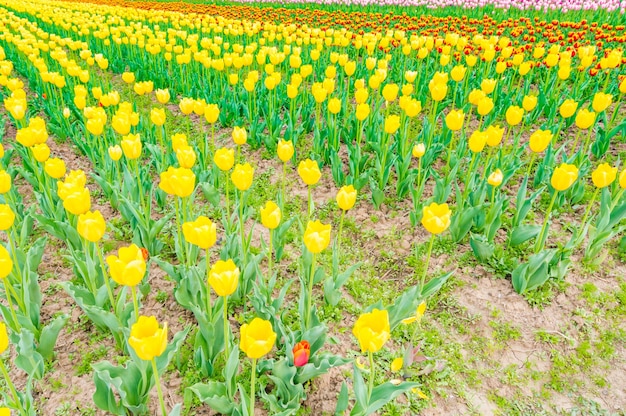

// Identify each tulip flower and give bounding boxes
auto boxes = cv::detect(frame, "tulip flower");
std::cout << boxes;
[577,163,619,238]
[182,216,217,250]
[63,187,91,216]
[0,247,18,330]
[108,145,122,162]
[208,259,239,359]
[44,157,66,179]
[106,243,146,317]
[592,93,612,113]
[176,146,196,169]
[298,158,322,219]
[0,171,10,195]
[559,99,578,119]
[293,340,310,367]
[232,126,247,160]
[155,88,170,105]
[353,308,390,400]
[240,317,276,415]
[129,316,168,415]
[335,185,356,252]
[535,164,579,253]
[277,139,294,203]
[31,143,50,163]
[303,220,331,327]
[260,201,281,276]
[522,95,538,112]
[159,167,195,198]
[420,202,451,290]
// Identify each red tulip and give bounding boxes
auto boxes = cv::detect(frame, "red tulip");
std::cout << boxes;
[293,341,310,367]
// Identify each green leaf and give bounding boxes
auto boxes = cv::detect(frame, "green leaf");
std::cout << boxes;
[365,381,419,414]
[509,225,542,247]
[469,234,494,262]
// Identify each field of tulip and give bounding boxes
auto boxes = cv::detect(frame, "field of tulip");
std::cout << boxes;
[0,0,625,414]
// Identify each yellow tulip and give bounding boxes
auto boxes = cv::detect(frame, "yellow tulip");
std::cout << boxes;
[77,210,106,243]
[421,202,451,235]
[620,78,626,94]
[0,245,12,279]
[382,84,399,102]
[575,109,596,130]
[591,163,617,188]
[529,130,554,153]
[0,170,11,194]
[214,148,235,172]
[155,88,170,105]
[481,79,496,94]
[551,163,578,191]
[354,88,368,104]
[176,146,196,169]
[231,163,254,191]
[204,104,220,124]
[485,125,504,147]
[159,167,196,197]
[488,169,503,187]
[303,220,331,253]
[0,321,7,353]
[477,96,494,116]
[468,130,488,153]
[445,109,464,131]
[429,82,447,102]
[208,259,240,297]
[0,204,15,230]
[121,133,142,160]
[352,308,390,353]
[298,159,321,186]
[336,185,357,211]
[412,143,426,158]
[260,201,281,230]
[559,99,578,118]
[31,143,50,163]
[129,316,168,361]
[468,89,485,105]
[150,108,166,126]
[522,95,537,112]
[44,157,66,179]
[240,317,276,359]
[505,106,524,126]
[122,72,135,84]
[179,97,195,115]
[384,115,400,134]
[277,139,294,162]
[106,243,146,287]
[404,99,422,118]
[450,65,466,82]
[355,103,370,121]
[328,98,341,115]
[232,126,247,146]
[112,112,132,135]
[108,145,123,161]
[592,93,612,113]
[182,216,217,250]
[63,188,91,215]
[171,134,188,153]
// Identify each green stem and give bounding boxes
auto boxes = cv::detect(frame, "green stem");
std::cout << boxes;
[131,285,139,321]
[268,230,273,281]
[307,186,312,221]
[526,153,537,178]
[281,162,286,207]
[239,190,246,267]
[223,295,229,359]
[420,234,435,292]
[6,231,23,286]
[0,359,22,413]
[577,188,600,237]
[249,358,257,416]
[2,279,21,331]
[305,252,316,329]
[462,152,478,203]
[206,249,212,320]
[368,351,375,403]
[96,243,116,313]
[174,199,184,265]
[336,210,345,254]
[151,359,167,416]
[225,172,231,221]
[534,191,559,254]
